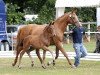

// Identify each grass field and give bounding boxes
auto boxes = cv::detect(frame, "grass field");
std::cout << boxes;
[0,39,99,75]
[0,58,100,75]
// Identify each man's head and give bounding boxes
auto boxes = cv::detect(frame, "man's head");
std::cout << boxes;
[97,26,100,31]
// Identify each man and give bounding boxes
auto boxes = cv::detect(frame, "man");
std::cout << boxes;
[69,22,89,67]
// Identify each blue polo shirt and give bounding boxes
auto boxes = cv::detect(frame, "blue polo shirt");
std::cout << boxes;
[72,26,85,43]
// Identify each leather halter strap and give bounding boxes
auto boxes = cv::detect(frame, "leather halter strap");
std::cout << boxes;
[69,15,79,24]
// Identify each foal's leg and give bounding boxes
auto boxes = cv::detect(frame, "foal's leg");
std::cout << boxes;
[27,49,43,67]
[42,46,55,68]
[12,46,22,66]
[26,50,34,67]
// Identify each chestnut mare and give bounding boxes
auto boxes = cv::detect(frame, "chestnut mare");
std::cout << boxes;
[18,22,56,69]
[12,10,81,68]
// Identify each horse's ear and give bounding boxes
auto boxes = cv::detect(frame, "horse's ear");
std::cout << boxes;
[51,21,54,25]
[49,21,54,26]
[49,22,52,26]
[71,8,77,13]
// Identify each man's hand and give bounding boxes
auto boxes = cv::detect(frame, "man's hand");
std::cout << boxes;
[64,31,73,34]
[85,35,90,42]
[69,31,73,33]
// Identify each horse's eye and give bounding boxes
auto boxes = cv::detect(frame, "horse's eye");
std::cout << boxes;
[71,16,75,19]
[69,15,75,19]
[69,15,71,18]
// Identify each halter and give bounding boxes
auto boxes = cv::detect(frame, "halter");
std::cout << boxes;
[69,14,79,25]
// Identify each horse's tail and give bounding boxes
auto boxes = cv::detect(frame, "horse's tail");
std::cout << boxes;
[14,28,23,54]
[14,25,33,54]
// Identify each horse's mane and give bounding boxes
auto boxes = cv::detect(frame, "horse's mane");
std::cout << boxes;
[55,12,69,23]
[42,21,55,38]
[43,21,54,33]
[43,25,49,33]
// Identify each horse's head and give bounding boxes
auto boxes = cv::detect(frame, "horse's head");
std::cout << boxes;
[67,10,81,26]
[43,21,56,37]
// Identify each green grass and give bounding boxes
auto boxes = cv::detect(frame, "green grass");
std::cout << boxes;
[0,39,98,75]
[0,58,100,75]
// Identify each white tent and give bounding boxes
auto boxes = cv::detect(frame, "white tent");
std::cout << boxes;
[55,0,100,7]
[55,0,100,26]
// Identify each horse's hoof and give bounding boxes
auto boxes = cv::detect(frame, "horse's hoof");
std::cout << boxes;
[53,62,55,66]
[42,65,46,69]
[31,64,34,67]
[31,61,34,67]
[53,60,55,66]
[12,63,15,66]
[18,66,21,69]
[47,62,50,66]
[19,67,21,69]
[71,65,76,69]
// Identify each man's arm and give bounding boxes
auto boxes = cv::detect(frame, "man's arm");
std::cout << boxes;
[68,31,73,34]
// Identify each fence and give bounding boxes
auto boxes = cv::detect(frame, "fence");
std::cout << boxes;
[0,51,100,61]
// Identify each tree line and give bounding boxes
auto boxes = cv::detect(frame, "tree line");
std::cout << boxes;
[4,0,96,26]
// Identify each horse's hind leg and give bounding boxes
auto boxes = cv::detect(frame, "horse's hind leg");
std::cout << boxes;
[12,46,22,66]
[18,50,26,69]
[26,50,34,67]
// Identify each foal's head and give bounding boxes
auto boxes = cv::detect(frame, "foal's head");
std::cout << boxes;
[67,9,82,26]
[43,21,56,37]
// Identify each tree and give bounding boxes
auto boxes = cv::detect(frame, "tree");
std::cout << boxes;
[33,0,56,24]
[5,0,96,25]
[7,3,24,25]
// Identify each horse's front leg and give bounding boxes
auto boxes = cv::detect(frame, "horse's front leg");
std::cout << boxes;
[55,41,75,68]
[41,50,46,69]
[55,46,59,60]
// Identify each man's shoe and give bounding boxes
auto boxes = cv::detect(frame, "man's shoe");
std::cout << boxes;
[74,63,79,67]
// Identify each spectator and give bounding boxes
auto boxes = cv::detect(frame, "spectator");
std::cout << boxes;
[94,26,100,53]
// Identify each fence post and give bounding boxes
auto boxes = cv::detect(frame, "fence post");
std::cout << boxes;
[87,22,91,42]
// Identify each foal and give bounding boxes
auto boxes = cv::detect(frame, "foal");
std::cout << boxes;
[18,22,56,69]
